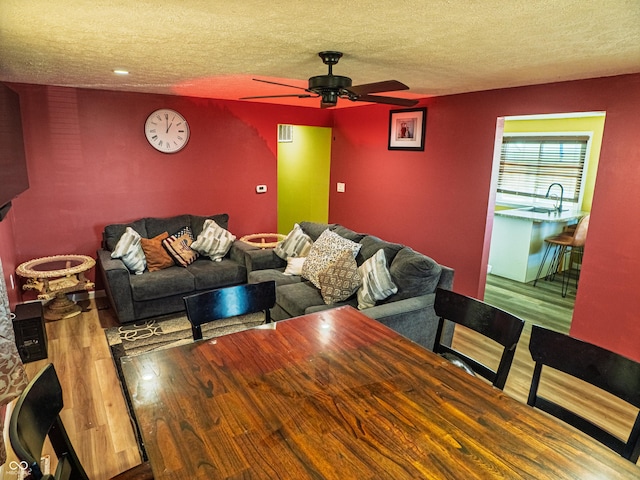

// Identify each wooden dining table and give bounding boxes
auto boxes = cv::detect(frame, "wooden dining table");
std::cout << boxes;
[121,306,640,479]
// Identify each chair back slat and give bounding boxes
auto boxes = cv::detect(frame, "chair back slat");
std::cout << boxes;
[528,325,640,462]
[184,281,276,340]
[433,288,524,390]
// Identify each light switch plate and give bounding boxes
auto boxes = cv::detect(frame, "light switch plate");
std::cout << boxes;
[337,182,345,193]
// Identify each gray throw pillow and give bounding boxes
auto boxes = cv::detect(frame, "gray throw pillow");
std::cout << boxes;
[383,247,442,303]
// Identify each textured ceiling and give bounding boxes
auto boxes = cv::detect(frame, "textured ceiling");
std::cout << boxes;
[1,0,639,108]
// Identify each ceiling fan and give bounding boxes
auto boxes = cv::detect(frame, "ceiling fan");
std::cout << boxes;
[241,51,419,108]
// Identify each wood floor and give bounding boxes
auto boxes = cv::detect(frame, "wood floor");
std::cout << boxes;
[1,276,638,478]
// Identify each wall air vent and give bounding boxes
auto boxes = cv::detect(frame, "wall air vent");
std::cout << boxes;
[278,124,293,143]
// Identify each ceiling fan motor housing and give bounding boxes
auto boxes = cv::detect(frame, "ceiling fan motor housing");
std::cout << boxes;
[308,74,352,92]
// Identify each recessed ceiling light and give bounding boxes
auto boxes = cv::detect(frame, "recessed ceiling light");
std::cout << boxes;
[113,69,129,75]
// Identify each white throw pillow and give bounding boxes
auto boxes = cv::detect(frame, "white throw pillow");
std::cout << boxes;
[191,219,236,262]
[301,229,361,289]
[274,223,313,260]
[284,257,306,276]
[357,249,398,309]
[111,227,146,274]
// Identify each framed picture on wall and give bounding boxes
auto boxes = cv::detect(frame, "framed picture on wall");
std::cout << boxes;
[388,107,427,151]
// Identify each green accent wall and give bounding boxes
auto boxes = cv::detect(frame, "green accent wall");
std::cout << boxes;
[503,113,606,212]
[277,125,332,234]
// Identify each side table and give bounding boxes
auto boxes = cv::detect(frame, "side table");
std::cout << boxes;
[16,254,95,321]
[239,233,286,249]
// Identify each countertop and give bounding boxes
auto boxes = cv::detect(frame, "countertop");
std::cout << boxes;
[495,207,587,223]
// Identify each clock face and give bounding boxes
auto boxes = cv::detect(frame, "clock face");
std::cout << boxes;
[144,109,190,153]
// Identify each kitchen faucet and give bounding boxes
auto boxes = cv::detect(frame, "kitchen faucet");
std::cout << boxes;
[545,183,564,212]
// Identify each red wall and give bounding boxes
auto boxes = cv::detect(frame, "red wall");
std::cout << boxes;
[1,85,331,302]
[2,74,639,362]
[330,73,640,361]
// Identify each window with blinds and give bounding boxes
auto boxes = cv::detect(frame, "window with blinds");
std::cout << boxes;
[497,136,589,207]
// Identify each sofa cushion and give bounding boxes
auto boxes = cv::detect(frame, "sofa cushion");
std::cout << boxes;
[104,218,148,252]
[356,235,403,266]
[274,223,313,260]
[332,225,365,243]
[186,258,246,290]
[191,219,236,261]
[162,226,199,267]
[301,229,361,289]
[249,268,304,287]
[383,247,442,303]
[276,282,325,317]
[140,232,175,272]
[130,266,195,301]
[318,250,361,304]
[145,214,192,239]
[190,213,229,237]
[299,222,335,241]
[357,249,398,309]
[110,227,147,274]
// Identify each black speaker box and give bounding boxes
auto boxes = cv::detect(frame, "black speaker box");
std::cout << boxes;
[13,302,48,363]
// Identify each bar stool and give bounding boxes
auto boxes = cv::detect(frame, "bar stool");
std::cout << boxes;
[534,214,589,297]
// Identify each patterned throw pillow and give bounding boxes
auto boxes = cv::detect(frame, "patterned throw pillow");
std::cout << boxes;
[274,223,313,260]
[162,226,199,267]
[191,219,236,262]
[302,229,361,289]
[140,232,175,272]
[111,226,147,274]
[357,249,398,309]
[317,250,362,304]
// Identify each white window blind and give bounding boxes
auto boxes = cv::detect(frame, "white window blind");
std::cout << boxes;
[497,136,588,205]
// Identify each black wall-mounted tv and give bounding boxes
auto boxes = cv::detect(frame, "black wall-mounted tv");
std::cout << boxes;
[0,83,29,221]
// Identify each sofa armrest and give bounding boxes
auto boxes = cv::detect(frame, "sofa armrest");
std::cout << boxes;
[244,249,286,275]
[362,294,453,351]
[228,240,258,268]
[438,265,455,290]
[96,249,136,323]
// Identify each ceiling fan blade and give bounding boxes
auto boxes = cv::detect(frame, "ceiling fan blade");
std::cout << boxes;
[240,94,316,100]
[252,78,309,92]
[346,80,410,95]
[354,94,419,107]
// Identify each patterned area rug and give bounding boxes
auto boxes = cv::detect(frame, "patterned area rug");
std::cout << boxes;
[105,311,265,361]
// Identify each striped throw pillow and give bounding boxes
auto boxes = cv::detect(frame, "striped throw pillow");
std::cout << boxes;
[357,249,398,309]
[111,227,147,274]
[162,226,199,267]
[274,223,313,260]
[191,219,236,262]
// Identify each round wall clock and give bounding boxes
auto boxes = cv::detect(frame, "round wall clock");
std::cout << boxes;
[144,108,190,153]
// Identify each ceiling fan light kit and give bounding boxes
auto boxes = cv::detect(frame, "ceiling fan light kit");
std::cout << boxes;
[242,51,419,108]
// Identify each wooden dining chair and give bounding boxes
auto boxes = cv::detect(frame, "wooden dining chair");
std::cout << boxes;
[9,363,154,480]
[527,325,640,462]
[433,288,525,390]
[183,280,276,340]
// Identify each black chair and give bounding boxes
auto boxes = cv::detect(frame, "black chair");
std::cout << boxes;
[433,288,525,390]
[183,281,276,341]
[9,363,154,480]
[527,325,640,462]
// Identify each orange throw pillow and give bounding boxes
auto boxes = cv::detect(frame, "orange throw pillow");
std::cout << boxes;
[140,232,174,272]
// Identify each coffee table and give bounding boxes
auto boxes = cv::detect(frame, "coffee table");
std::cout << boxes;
[16,254,95,320]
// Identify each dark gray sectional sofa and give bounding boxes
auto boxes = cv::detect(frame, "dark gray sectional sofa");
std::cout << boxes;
[97,216,454,350]
[97,213,254,324]
[246,222,454,350]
